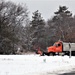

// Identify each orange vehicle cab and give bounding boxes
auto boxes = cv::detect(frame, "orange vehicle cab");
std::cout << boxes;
[47,41,63,53]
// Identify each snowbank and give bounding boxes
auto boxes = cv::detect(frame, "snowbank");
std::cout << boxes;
[0,55,75,75]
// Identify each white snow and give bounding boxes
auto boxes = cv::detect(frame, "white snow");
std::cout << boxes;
[0,55,75,75]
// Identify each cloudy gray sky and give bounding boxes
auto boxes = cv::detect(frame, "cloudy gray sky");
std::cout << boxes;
[6,0,75,20]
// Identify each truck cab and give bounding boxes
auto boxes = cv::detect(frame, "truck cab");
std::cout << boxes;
[47,41,63,55]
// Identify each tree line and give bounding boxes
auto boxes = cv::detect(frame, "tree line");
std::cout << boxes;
[0,0,75,54]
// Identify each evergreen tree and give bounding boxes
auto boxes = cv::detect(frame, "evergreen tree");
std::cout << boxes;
[30,10,45,50]
[52,6,73,41]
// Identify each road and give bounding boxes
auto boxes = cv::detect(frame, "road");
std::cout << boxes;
[44,69,75,75]
[59,71,75,75]
[45,71,75,75]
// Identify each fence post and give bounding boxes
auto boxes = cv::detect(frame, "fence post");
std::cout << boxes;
[69,43,71,58]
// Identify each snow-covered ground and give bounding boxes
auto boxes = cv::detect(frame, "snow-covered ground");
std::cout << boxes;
[0,55,75,75]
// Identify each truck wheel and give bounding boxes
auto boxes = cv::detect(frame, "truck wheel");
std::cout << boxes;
[55,52,59,56]
[49,52,53,56]
[64,51,69,56]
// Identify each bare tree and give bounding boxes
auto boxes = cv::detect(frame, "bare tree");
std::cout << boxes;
[0,0,29,54]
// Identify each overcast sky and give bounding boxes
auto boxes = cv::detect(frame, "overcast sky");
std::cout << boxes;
[6,0,75,20]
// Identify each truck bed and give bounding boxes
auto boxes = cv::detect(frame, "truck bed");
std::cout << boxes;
[63,42,75,51]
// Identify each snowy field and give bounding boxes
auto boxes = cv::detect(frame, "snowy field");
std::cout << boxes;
[0,55,75,75]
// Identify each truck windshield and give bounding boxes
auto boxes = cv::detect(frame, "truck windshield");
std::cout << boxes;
[53,43,57,46]
[53,43,61,47]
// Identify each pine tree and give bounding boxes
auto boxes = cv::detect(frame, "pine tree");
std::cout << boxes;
[30,10,45,50]
[52,6,73,41]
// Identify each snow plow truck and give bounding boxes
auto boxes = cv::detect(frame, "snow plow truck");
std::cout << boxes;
[36,41,75,56]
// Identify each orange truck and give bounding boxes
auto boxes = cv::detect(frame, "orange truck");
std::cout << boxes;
[37,41,75,56]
